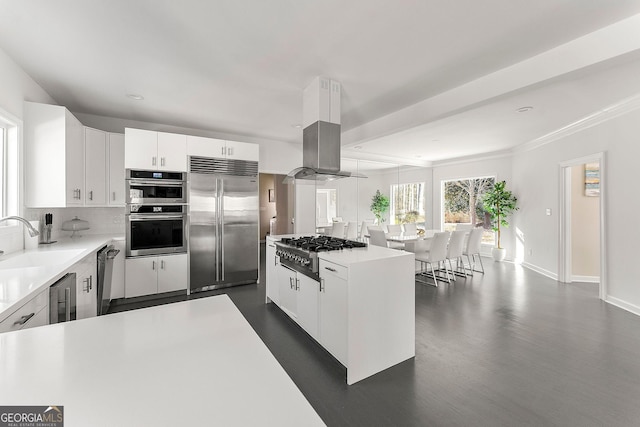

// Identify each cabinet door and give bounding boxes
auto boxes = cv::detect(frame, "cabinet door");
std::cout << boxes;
[226,140,259,161]
[22,306,49,330]
[84,127,107,205]
[186,135,226,158]
[65,110,84,205]
[297,274,319,340]
[157,132,187,171]
[157,254,188,293]
[125,128,157,169]
[108,133,125,205]
[277,264,297,319]
[265,242,279,304]
[125,257,158,298]
[76,254,98,320]
[319,263,348,365]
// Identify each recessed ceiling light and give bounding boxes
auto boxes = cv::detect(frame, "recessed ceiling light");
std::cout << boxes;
[354,146,362,150]
[431,139,440,143]
[292,124,302,129]
[126,94,144,100]
[517,106,533,113]
[416,155,422,158]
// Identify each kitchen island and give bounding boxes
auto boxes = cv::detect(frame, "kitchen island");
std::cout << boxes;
[266,235,415,385]
[0,295,325,427]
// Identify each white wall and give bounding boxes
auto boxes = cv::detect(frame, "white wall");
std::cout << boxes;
[512,106,640,314]
[431,155,513,256]
[0,47,55,254]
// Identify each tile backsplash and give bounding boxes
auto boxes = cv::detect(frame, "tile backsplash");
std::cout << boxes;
[25,207,125,241]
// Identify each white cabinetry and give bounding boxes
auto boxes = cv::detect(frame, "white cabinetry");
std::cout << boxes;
[24,102,84,207]
[108,133,125,205]
[318,260,347,364]
[297,273,320,341]
[75,252,97,320]
[265,241,279,304]
[277,264,297,318]
[0,289,48,333]
[125,254,187,298]
[125,128,187,171]
[187,135,259,161]
[84,127,107,205]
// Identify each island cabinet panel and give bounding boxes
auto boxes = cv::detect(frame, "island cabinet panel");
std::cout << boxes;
[297,273,320,341]
[277,264,298,319]
[265,241,279,304]
[318,260,347,365]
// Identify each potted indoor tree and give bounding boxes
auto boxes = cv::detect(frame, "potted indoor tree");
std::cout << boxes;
[482,180,518,262]
[370,190,390,224]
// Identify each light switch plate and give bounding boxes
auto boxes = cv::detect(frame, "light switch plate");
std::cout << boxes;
[546,208,552,216]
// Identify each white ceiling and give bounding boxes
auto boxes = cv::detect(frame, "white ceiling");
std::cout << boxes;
[1,0,640,165]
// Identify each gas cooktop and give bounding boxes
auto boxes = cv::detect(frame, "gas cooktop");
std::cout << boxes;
[279,236,367,252]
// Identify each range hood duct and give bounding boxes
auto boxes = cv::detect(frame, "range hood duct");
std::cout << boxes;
[285,77,364,183]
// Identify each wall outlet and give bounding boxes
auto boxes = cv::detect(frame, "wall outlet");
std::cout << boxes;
[546,208,552,216]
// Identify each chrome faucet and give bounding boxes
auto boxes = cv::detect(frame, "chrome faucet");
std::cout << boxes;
[0,216,40,237]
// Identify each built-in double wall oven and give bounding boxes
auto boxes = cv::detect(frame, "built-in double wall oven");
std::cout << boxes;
[125,170,187,257]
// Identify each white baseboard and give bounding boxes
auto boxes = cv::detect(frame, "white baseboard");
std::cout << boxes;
[571,275,600,283]
[522,262,558,281]
[606,296,640,317]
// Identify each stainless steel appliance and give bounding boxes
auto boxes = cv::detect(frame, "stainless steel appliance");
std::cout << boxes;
[97,245,120,315]
[49,273,77,324]
[126,169,187,204]
[125,204,187,257]
[275,236,366,280]
[189,156,259,292]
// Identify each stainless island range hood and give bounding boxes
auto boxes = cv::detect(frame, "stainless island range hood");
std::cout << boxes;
[285,77,364,182]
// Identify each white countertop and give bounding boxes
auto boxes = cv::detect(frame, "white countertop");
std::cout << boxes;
[0,295,325,427]
[0,234,121,322]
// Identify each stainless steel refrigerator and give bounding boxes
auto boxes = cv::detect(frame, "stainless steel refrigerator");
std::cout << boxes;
[189,156,259,292]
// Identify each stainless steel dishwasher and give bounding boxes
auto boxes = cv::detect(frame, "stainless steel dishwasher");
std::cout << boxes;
[97,245,120,316]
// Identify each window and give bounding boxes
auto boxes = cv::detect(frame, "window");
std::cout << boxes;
[443,176,495,243]
[390,182,425,224]
[316,188,337,226]
[0,110,19,221]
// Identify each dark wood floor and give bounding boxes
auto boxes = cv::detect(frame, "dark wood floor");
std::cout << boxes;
[111,246,640,426]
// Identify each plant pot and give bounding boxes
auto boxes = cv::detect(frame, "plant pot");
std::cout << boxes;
[492,247,506,262]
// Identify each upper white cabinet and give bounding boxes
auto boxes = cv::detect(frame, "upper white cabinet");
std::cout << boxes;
[125,128,187,171]
[108,133,125,205]
[24,102,84,207]
[84,127,107,205]
[187,135,259,161]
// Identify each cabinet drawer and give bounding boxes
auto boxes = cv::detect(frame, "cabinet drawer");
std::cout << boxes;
[0,289,48,333]
[319,260,348,281]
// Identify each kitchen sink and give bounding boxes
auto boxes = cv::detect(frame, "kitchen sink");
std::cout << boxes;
[0,249,84,269]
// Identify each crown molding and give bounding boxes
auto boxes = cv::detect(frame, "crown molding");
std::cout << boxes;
[514,92,640,154]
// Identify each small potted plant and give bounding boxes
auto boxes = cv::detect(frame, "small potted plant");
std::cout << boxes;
[482,180,518,262]
[370,190,390,224]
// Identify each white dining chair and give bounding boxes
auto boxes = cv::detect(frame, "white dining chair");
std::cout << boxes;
[368,229,388,248]
[386,224,402,235]
[463,227,485,275]
[345,221,358,239]
[403,223,417,235]
[446,230,468,280]
[413,231,451,286]
[367,225,383,232]
[359,221,369,241]
[330,222,345,238]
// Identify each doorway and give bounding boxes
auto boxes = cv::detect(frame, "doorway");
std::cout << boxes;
[559,153,606,300]
[258,173,294,241]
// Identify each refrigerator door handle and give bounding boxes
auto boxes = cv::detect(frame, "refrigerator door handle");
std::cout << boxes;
[220,178,225,280]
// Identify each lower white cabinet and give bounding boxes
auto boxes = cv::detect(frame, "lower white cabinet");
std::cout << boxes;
[265,242,279,304]
[0,289,49,333]
[318,260,347,364]
[277,264,297,318]
[297,273,320,341]
[125,254,187,298]
[75,253,98,320]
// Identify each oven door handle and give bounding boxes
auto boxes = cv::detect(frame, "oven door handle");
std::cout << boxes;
[128,215,186,220]
[128,180,185,187]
